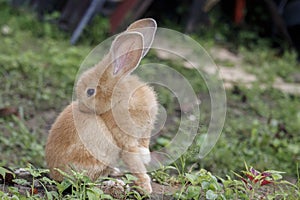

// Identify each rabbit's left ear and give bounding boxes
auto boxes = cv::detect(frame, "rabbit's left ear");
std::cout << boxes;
[126,18,157,57]
[111,32,144,76]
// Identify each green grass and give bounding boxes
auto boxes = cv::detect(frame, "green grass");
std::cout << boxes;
[0,2,91,167]
[0,2,299,199]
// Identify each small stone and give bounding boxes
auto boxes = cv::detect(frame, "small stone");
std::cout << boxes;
[1,25,12,35]
[101,179,128,199]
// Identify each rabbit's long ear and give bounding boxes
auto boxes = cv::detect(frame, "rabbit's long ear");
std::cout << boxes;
[111,32,144,76]
[126,18,157,57]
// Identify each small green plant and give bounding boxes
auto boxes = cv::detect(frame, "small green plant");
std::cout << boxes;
[0,164,55,199]
[53,168,113,199]
[23,164,59,199]
[173,169,224,200]
[229,162,300,199]
[151,165,179,185]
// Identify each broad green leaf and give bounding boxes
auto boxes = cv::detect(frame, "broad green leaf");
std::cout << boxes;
[206,189,218,200]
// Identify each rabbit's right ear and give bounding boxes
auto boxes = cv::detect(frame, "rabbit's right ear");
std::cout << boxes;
[110,32,144,76]
[126,18,157,57]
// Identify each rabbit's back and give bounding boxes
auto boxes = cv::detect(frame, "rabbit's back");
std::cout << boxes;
[45,102,119,181]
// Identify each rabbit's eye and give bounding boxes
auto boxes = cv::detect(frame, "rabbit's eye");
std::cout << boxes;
[86,88,95,97]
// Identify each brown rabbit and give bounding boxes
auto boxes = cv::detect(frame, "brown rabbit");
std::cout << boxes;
[45,18,158,193]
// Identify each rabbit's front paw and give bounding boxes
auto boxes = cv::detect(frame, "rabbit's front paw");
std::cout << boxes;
[139,147,151,164]
[136,174,152,194]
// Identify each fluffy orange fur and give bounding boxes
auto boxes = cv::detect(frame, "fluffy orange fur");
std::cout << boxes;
[45,18,158,193]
